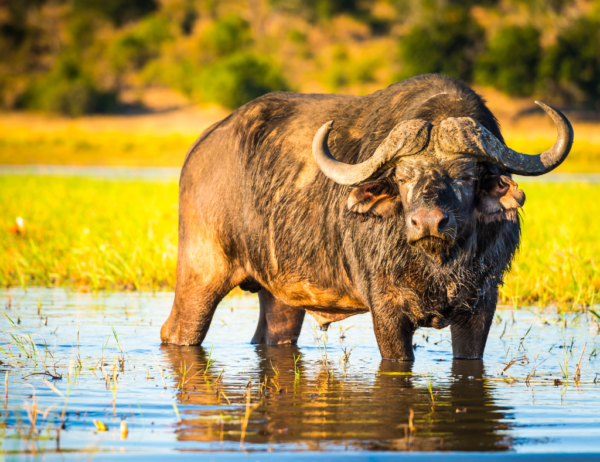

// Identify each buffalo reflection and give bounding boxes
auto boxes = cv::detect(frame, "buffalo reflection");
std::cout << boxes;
[160,344,513,451]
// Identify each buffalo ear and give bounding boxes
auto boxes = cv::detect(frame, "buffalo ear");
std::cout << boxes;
[476,175,525,223]
[347,181,398,217]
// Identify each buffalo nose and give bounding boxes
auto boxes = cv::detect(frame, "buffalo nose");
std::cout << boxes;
[409,209,450,241]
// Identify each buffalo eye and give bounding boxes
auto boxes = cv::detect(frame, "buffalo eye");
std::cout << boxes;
[459,175,473,182]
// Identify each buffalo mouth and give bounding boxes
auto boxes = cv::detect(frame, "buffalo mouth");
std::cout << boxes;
[411,236,453,261]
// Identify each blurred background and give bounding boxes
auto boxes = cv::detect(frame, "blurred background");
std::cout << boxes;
[1,0,600,167]
[1,0,599,305]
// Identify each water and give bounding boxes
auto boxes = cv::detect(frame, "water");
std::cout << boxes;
[1,289,599,461]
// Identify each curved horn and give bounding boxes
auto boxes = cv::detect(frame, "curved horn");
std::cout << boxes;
[436,102,573,176]
[312,119,431,185]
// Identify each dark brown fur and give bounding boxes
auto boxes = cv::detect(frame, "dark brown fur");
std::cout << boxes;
[161,74,523,361]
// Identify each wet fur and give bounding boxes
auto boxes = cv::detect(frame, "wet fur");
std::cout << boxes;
[163,74,521,358]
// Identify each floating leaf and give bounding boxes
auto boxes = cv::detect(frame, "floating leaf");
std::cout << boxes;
[93,420,108,431]
[120,421,128,439]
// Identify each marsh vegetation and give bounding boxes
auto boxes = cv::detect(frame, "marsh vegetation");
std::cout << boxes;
[0,289,598,457]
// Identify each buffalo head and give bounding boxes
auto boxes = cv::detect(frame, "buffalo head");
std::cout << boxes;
[312,102,573,261]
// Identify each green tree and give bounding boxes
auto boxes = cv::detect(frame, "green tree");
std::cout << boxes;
[18,54,117,116]
[73,0,158,27]
[200,14,252,57]
[398,7,484,82]
[269,0,366,21]
[196,52,289,109]
[538,17,600,105]
[109,17,172,74]
[475,25,541,96]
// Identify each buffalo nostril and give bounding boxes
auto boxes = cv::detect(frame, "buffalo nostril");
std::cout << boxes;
[410,210,428,231]
[438,212,450,231]
[427,209,448,232]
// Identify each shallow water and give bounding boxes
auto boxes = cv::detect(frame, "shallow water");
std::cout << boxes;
[1,289,599,460]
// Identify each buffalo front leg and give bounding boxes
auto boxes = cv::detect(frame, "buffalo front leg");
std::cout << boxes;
[161,236,242,346]
[370,303,416,361]
[251,290,305,345]
[450,291,497,359]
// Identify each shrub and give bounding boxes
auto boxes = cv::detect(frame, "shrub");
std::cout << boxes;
[538,17,600,105]
[109,17,172,73]
[398,7,484,82]
[475,25,541,96]
[196,52,289,109]
[18,54,117,116]
[269,0,365,21]
[200,14,252,57]
[72,0,158,27]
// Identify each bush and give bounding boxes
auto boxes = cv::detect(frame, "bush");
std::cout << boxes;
[269,0,365,21]
[109,17,172,73]
[196,52,289,109]
[538,17,600,105]
[398,7,484,82]
[73,0,158,27]
[475,25,541,96]
[200,14,252,57]
[18,55,117,116]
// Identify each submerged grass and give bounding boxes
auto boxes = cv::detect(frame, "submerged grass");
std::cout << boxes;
[0,176,599,306]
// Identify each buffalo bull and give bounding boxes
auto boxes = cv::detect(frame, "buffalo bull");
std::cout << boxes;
[161,74,573,361]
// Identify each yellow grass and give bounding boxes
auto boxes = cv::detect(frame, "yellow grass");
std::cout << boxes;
[1,93,599,171]
[1,176,598,307]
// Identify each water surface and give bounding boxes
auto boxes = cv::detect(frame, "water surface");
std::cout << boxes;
[1,289,599,460]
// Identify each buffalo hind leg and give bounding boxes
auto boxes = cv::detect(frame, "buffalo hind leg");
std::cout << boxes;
[251,290,305,345]
[451,291,496,359]
[161,237,243,346]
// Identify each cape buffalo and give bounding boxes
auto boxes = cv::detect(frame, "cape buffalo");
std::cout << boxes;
[161,74,573,361]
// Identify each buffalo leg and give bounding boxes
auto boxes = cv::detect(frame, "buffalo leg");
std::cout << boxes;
[161,236,242,346]
[370,305,416,361]
[451,293,496,359]
[251,290,305,345]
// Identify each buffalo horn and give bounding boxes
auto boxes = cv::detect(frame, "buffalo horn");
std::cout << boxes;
[312,119,431,185]
[437,102,573,176]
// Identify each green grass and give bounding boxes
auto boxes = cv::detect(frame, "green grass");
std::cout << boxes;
[500,182,600,307]
[0,175,178,290]
[0,176,598,307]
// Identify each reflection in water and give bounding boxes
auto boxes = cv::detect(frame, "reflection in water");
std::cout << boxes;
[2,290,599,456]
[162,344,514,451]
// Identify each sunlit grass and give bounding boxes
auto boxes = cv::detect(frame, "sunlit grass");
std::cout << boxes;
[1,129,600,171]
[0,130,194,167]
[500,182,600,308]
[0,175,178,290]
[0,176,599,307]
[1,111,600,172]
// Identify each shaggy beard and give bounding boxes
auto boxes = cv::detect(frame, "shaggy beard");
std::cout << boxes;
[412,236,454,266]
[405,234,481,307]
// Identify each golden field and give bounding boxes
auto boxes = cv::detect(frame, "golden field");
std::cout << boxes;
[1,86,600,171]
